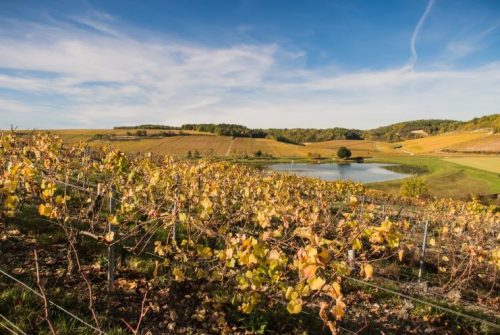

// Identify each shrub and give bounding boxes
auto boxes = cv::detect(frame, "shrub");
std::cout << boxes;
[400,177,428,197]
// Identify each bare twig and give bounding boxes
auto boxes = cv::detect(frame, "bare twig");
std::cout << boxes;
[34,249,57,335]
[64,228,102,330]
[121,289,150,335]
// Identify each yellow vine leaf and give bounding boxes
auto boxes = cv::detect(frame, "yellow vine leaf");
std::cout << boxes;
[172,267,185,282]
[2,180,17,193]
[331,297,346,320]
[287,299,302,314]
[268,249,280,261]
[332,282,342,298]
[257,211,270,228]
[363,263,373,280]
[115,278,137,292]
[305,245,318,258]
[201,197,212,210]
[248,253,258,264]
[104,231,115,242]
[38,203,53,217]
[302,264,318,279]
[55,195,70,204]
[308,276,326,291]
[5,195,18,209]
[318,249,330,264]
[352,238,362,251]
[42,183,57,198]
[108,215,119,225]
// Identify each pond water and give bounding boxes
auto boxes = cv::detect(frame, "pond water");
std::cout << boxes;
[267,163,410,183]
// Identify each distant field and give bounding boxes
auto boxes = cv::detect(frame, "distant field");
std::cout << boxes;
[443,157,500,174]
[443,134,500,153]
[305,139,405,157]
[86,135,333,158]
[49,129,377,158]
[101,137,400,158]
[306,140,377,157]
[396,130,491,154]
[23,129,498,160]
[89,135,230,156]
[50,129,212,144]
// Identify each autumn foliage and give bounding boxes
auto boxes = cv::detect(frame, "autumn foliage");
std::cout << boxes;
[0,133,498,333]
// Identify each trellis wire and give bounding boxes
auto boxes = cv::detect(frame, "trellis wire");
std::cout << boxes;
[10,161,499,332]
[341,274,500,330]
[0,313,28,335]
[0,268,107,334]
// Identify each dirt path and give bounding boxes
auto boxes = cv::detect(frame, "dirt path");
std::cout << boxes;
[225,138,234,156]
[400,148,414,155]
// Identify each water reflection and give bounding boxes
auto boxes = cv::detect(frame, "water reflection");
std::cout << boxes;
[266,162,409,183]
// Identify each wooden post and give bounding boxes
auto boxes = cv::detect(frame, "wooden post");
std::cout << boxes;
[360,195,365,216]
[172,175,180,244]
[108,185,117,293]
[198,174,202,191]
[347,249,355,266]
[418,219,429,283]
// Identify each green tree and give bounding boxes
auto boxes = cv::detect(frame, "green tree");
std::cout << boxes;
[400,177,428,197]
[337,147,352,159]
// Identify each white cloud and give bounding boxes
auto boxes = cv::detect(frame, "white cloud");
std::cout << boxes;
[0,12,499,130]
[409,0,435,67]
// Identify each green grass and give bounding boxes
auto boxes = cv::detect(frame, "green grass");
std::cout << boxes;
[443,157,500,174]
[368,156,500,198]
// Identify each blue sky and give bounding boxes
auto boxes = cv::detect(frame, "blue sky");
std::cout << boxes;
[0,0,499,129]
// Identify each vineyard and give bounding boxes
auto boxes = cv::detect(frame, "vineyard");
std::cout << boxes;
[0,133,499,334]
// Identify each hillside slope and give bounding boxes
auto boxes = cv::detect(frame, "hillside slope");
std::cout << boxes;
[364,119,461,142]
[461,114,500,132]
[87,135,335,158]
[394,130,494,154]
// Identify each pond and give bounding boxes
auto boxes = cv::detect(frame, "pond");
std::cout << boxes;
[266,162,410,183]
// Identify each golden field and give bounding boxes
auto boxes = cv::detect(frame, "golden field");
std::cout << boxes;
[24,128,499,161]
[394,130,494,154]
[443,134,500,153]
[442,157,500,174]
[87,135,332,158]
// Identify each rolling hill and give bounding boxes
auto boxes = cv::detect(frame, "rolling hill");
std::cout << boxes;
[24,114,499,159]
[393,130,494,154]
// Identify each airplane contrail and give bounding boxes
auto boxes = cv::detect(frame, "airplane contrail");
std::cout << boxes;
[409,0,435,67]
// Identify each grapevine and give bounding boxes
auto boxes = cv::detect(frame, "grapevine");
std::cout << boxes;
[0,132,498,334]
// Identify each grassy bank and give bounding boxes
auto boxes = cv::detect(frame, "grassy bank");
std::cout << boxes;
[367,156,500,199]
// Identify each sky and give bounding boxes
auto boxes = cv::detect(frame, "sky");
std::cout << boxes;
[0,0,499,129]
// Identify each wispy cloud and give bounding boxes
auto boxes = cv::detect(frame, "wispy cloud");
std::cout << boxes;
[0,10,499,129]
[409,0,435,68]
[444,23,499,60]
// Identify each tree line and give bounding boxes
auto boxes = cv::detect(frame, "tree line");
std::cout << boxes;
[114,114,499,143]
